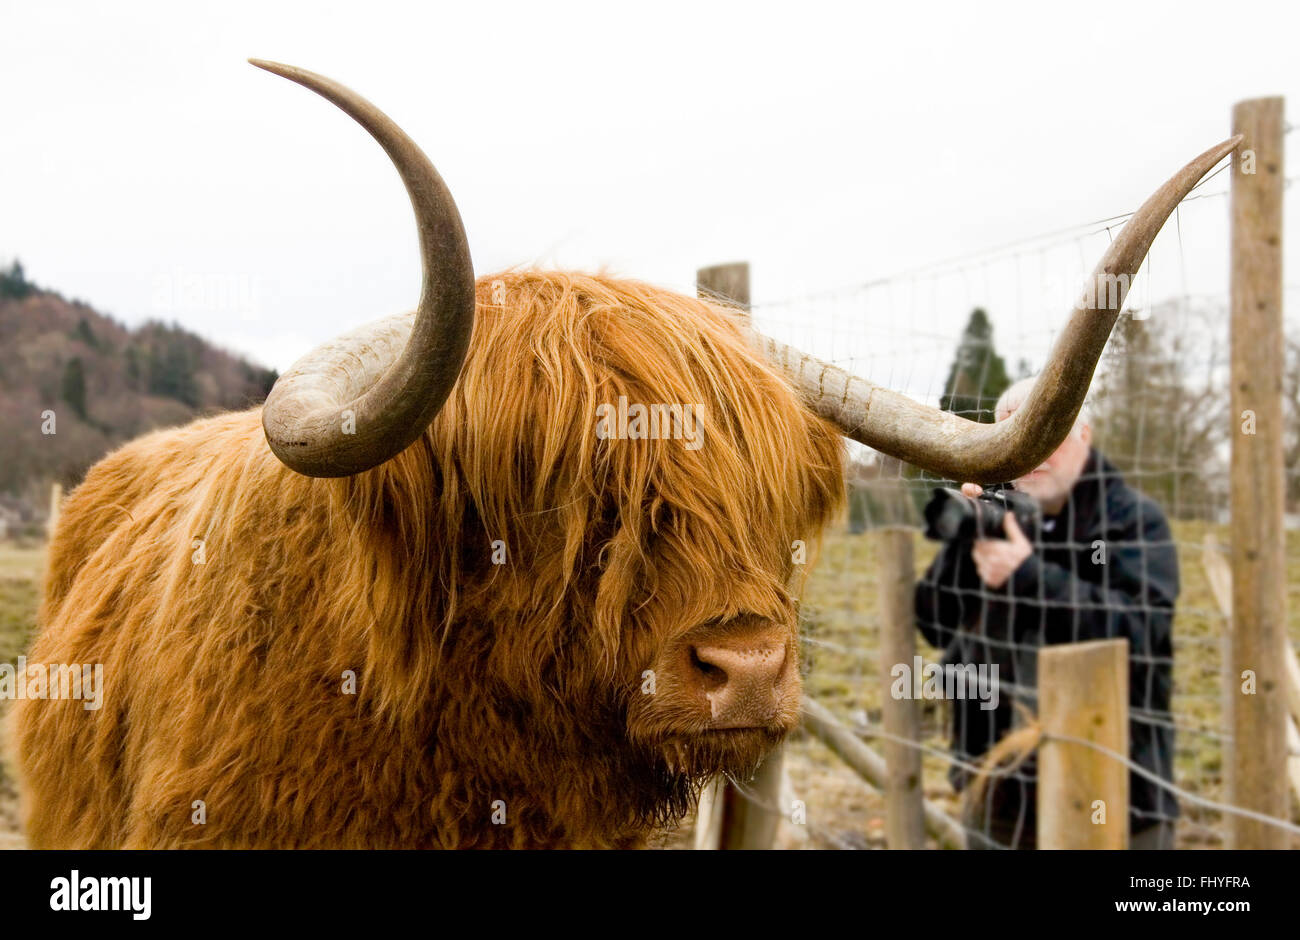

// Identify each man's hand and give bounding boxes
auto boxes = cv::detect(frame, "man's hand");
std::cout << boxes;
[961,482,1033,589]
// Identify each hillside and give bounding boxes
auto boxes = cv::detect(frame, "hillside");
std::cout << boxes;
[0,261,276,528]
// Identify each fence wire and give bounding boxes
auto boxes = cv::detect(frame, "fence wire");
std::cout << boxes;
[735,141,1300,850]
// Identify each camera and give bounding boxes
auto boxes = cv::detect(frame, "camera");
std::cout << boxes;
[922,486,1040,542]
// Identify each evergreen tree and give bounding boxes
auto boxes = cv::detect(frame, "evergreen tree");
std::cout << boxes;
[0,260,34,300]
[901,308,1013,497]
[145,327,200,407]
[61,357,88,420]
[125,344,142,391]
[73,317,99,349]
[938,308,1012,423]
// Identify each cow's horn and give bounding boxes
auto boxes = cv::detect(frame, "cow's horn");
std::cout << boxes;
[251,59,476,477]
[752,135,1242,483]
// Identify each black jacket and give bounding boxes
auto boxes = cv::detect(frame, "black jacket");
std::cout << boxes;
[914,448,1179,831]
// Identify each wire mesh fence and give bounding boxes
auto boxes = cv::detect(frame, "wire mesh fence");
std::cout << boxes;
[701,129,1300,850]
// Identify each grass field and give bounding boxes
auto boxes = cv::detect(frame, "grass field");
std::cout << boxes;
[2,524,1297,850]
[767,520,1300,849]
[0,543,42,846]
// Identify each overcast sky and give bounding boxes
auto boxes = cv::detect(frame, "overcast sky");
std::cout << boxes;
[3,0,1296,402]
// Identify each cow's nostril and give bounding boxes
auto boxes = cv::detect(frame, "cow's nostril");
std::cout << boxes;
[686,638,792,728]
[690,646,728,690]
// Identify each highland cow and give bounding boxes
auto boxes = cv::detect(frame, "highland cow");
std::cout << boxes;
[8,60,1239,848]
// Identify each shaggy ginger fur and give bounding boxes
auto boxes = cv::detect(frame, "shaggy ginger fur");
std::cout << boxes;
[10,271,845,848]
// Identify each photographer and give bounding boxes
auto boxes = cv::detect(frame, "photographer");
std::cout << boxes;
[914,377,1179,849]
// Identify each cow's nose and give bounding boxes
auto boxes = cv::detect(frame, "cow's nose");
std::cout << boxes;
[688,632,791,728]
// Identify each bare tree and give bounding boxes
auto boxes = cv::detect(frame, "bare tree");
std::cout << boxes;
[1089,300,1230,520]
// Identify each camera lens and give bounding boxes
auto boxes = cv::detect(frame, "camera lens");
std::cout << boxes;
[924,488,978,541]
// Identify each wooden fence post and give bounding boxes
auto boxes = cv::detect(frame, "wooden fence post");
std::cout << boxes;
[877,527,925,848]
[1229,96,1288,849]
[1037,639,1129,849]
[1203,535,1300,805]
[692,261,783,849]
[696,262,750,313]
[47,482,63,540]
[1201,534,1236,809]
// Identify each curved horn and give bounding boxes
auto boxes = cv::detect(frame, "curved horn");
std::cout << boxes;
[251,59,476,477]
[754,135,1243,483]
